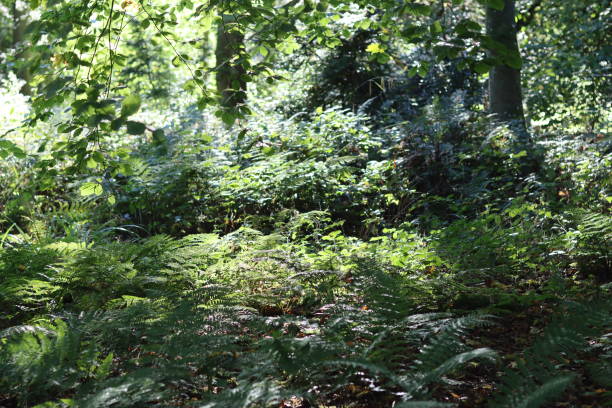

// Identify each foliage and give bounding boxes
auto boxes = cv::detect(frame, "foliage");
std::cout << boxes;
[0,244,61,326]
[489,298,612,408]
[1,0,610,406]
[521,0,611,132]
[0,231,497,407]
[563,210,611,283]
[0,319,112,406]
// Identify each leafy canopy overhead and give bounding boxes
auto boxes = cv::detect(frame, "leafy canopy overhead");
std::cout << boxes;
[18,0,516,164]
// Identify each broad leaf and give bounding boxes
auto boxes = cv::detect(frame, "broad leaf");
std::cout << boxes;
[126,121,146,135]
[120,95,142,118]
[80,182,103,196]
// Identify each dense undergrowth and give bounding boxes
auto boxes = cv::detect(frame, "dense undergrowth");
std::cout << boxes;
[1,84,610,406]
[1,13,611,406]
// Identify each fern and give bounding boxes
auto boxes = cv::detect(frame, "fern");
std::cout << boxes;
[566,210,611,282]
[4,223,606,408]
[489,298,612,408]
[0,244,62,325]
[0,318,108,407]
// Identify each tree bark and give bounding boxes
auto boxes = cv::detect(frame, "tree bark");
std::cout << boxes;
[486,0,524,127]
[11,0,31,95]
[215,14,246,109]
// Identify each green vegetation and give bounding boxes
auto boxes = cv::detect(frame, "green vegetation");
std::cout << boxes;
[0,0,610,407]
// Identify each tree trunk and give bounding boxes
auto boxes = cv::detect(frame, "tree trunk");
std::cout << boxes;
[215,14,246,109]
[12,0,31,95]
[486,0,524,127]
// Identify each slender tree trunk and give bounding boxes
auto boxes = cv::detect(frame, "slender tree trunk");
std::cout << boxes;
[215,14,246,109]
[12,0,31,95]
[486,0,524,127]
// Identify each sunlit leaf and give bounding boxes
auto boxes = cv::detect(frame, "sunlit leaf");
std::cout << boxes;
[120,94,141,117]
[80,182,103,196]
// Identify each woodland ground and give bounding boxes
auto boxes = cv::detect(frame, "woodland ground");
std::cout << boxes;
[0,2,611,405]
[1,97,610,407]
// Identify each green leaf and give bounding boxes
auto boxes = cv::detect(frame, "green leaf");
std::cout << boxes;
[433,45,461,59]
[376,53,391,63]
[456,19,481,36]
[12,148,26,159]
[404,3,432,17]
[0,140,25,159]
[505,52,523,69]
[237,128,248,142]
[44,77,70,98]
[231,79,242,90]
[152,129,165,145]
[0,140,14,149]
[366,43,385,54]
[430,20,443,34]
[417,62,430,77]
[126,121,146,135]
[356,19,371,29]
[120,94,141,117]
[111,118,125,131]
[86,158,98,169]
[486,0,505,11]
[80,182,103,196]
[474,62,491,74]
[92,151,105,163]
[75,35,95,51]
[221,110,237,126]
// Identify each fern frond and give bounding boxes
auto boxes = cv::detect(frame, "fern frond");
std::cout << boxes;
[75,368,166,407]
[517,376,575,408]
[422,347,496,386]
[0,325,54,339]
[489,298,612,408]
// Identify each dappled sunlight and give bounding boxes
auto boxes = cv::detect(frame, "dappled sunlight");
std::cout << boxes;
[0,0,610,406]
